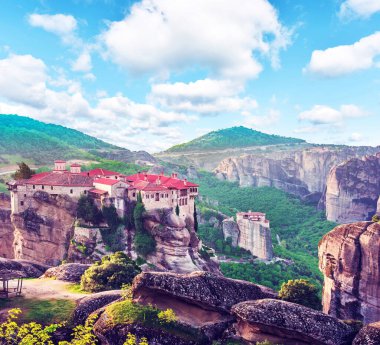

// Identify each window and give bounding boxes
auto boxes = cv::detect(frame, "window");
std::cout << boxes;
[42,185,44,190]
[70,189,73,194]
[133,193,136,197]
[20,201,24,206]
[51,186,53,190]
[33,185,35,189]
[84,190,87,195]
[24,194,26,197]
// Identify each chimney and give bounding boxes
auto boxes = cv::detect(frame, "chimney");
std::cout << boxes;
[171,172,178,179]
[184,178,187,186]
[70,163,81,174]
[156,176,161,185]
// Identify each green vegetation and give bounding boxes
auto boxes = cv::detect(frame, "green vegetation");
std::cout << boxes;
[101,205,125,252]
[0,299,75,325]
[0,182,7,193]
[0,114,117,164]
[65,283,89,294]
[194,171,336,291]
[13,162,35,180]
[82,160,143,176]
[166,126,305,152]
[279,279,321,310]
[133,192,156,257]
[76,195,103,225]
[372,214,379,223]
[80,252,141,292]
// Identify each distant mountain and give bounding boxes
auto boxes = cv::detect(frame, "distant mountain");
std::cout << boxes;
[0,114,155,165]
[165,126,305,153]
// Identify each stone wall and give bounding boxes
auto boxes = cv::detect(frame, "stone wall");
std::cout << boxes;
[0,193,14,259]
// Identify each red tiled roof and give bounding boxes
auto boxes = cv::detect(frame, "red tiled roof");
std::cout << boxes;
[238,211,266,217]
[54,160,66,163]
[126,173,198,191]
[94,178,120,186]
[24,171,93,187]
[86,168,124,178]
[70,163,81,167]
[89,188,108,195]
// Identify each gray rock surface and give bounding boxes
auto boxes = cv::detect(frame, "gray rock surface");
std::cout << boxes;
[353,321,380,345]
[41,263,90,282]
[232,299,358,345]
[0,257,49,277]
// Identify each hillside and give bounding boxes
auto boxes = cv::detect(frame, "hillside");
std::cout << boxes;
[165,126,305,153]
[0,114,155,166]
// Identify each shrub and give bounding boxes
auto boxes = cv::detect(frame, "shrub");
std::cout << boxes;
[134,231,156,258]
[77,195,103,225]
[372,214,380,223]
[13,162,35,180]
[279,279,321,310]
[81,252,141,292]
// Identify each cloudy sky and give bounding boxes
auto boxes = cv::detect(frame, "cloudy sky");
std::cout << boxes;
[0,0,379,152]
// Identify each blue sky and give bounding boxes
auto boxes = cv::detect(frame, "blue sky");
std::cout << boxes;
[0,0,379,152]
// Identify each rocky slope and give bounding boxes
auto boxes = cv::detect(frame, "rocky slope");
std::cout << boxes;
[0,193,14,259]
[214,146,379,200]
[322,153,380,223]
[144,209,219,273]
[319,221,380,324]
[11,191,77,265]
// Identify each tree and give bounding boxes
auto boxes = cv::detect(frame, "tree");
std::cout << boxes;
[13,162,34,180]
[175,204,180,216]
[279,279,321,310]
[81,252,141,292]
[77,195,102,225]
[193,204,198,232]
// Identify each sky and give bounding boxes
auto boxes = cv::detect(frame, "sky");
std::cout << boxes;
[0,0,379,152]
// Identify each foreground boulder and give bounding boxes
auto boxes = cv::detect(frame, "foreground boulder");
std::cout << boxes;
[132,271,276,313]
[72,290,122,325]
[353,321,380,345]
[319,221,380,324]
[0,257,49,277]
[41,263,90,282]
[232,299,358,345]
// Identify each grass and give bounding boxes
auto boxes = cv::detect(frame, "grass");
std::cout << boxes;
[65,283,89,294]
[0,298,76,325]
[0,183,8,194]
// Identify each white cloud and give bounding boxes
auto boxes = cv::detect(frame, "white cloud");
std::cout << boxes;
[0,53,195,152]
[243,109,280,128]
[28,14,77,43]
[0,54,47,108]
[339,0,380,19]
[150,79,257,116]
[349,132,363,142]
[71,51,92,72]
[298,104,368,125]
[100,0,291,80]
[305,32,380,77]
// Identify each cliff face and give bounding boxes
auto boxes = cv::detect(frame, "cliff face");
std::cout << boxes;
[215,146,378,199]
[144,209,219,274]
[319,221,380,324]
[0,193,14,259]
[11,192,76,265]
[323,154,380,223]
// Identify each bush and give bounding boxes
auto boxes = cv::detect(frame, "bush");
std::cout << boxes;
[279,279,321,310]
[81,252,141,292]
[77,195,103,225]
[134,231,156,258]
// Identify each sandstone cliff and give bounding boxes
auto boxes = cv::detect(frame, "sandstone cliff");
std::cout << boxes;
[214,146,378,200]
[323,154,380,223]
[319,221,380,324]
[11,191,77,265]
[0,193,14,259]
[144,209,219,273]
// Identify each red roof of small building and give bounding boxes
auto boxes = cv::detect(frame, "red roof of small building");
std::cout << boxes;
[89,188,108,195]
[70,163,81,167]
[93,178,120,186]
[86,168,124,178]
[54,160,66,163]
[23,171,93,187]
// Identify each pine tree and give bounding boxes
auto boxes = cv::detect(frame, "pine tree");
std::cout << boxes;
[175,204,180,216]
[14,162,34,180]
[193,204,198,232]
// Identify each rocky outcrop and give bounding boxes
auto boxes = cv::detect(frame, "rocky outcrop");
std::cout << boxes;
[215,146,378,199]
[353,321,380,344]
[11,192,77,265]
[222,218,239,247]
[144,209,219,273]
[232,299,358,345]
[0,257,49,277]
[41,263,90,282]
[323,154,380,223]
[0,193,14,259]
[72,290,122,325]
[319,221,380,324]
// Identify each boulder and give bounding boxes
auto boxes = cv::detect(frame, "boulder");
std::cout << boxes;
[132,271,277,314]
[41,263,91,282]
[0,257,49,277]
[319,221,380,324]
[232,299,358,345]
[72,290,122,325]
[353,321,380,345]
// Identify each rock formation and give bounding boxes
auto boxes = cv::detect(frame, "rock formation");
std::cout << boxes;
[353,321,380,345]
[0,193,14,258]
[319,221,380,324]
[0,257,49,277]
[323,154,380,223]
[41,263,90,282]
[222,218,239,247]
[232,299,357,345]
[11,192,77,265]
[214,146,378,200]
[144,209,219,273]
